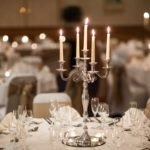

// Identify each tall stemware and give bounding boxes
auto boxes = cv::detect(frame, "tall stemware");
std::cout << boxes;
[91,97,99,118]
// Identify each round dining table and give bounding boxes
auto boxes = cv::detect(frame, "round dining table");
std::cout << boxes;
[0,118,150,150]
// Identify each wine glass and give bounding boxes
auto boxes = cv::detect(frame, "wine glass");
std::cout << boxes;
[130,101,137,108]
[91,97,99,118]
[9,110,18,143]
[26,110,33,124]
[98,102,109,121]
[49,100,58,120]
[129,101,138,125]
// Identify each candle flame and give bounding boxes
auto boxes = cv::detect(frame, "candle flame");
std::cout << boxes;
[59,29,63,36]
[107,26,111,34]
[85,17,89,25]
[76,27,80,33]
[144,12,149,18]
[92,29,95,36]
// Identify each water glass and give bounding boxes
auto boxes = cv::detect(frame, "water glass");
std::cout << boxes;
[98,102,109,121]
[91,97,99,118]
[130,101,137,108]
[129,101,138,125]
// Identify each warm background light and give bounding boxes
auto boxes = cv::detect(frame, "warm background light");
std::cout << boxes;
[22,35,29,43]
[2,35,9,42]
[12,41,18,48]
[31,43,38,49]
[144,12,149,18]
[39,33,46,40]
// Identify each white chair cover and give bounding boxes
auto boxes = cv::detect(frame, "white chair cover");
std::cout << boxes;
[37,66,57,93]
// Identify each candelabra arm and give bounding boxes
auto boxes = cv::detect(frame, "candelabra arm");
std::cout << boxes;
[96,60,112,79]
[59,68,80,81]
[96,69,110,79]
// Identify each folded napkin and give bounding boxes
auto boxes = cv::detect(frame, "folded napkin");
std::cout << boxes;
[54,106,81,124]
[0,112,13,131]
[119,108,149,129]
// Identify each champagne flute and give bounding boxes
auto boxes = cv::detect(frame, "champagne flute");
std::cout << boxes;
[91,97,99,118]
[49,100,58,124]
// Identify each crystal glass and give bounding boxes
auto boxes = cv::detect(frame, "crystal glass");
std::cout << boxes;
[111,126,125,148]
[18,105,24,118]
[9,110,19,143]
[49,100,59,126]
[49,100,58,118]
[130,101,137,108]
[98,102,109,121]
[129,101,138,125]
[27,110,33,120]
[25,110,33,127]
[91,97,99,118]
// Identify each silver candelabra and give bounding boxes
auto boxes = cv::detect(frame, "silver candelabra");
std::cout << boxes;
[57,49,111,147]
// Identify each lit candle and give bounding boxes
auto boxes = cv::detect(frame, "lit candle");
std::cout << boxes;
[106,26,111,60]
[91,29,95,63]
[83,18,88,50]
[76,27,80,58]
[59,29,64,61]
[143,12,149,26]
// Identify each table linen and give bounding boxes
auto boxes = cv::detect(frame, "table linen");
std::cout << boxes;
[0,117,150,150]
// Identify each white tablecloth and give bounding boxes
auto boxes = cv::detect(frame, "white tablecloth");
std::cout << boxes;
[0,118,150,150]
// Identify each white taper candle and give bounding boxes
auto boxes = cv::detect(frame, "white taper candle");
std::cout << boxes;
[91,29,95,63]
[106,26,111,60]
[59,29,64,61]
[83,18,88,50]
[76,27,80,58]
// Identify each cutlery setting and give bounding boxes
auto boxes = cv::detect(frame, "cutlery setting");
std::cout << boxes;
[28,126,39,132]
[44,118,54,125]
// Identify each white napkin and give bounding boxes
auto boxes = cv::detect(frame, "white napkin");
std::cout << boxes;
[119,108,149,129]
[54,106,81,124]
[0,112,13,131]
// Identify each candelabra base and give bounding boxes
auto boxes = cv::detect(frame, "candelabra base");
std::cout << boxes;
[62,134,105,147]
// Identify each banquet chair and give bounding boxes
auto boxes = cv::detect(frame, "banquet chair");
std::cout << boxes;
[0,52,7,69]
[6,75,37,113]
[108,65,149,117]
[107,66,132,116]
[33,93,71,118]
[128,80,149,108]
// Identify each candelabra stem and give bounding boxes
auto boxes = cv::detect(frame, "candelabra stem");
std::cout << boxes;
[77,80,90,145]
